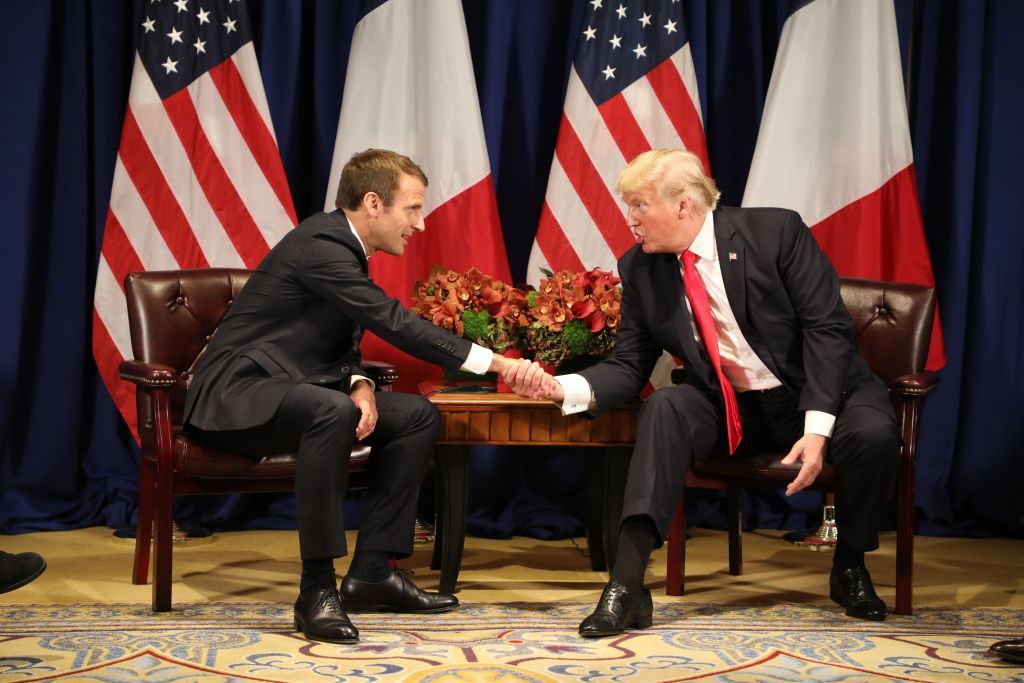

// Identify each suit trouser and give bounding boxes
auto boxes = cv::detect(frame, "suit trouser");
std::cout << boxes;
[192,385,441,561]
[620,382,899,552]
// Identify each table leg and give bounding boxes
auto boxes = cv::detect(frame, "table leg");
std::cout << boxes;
[584,451,608,571]
[584,446,631,572]
[433,444,468,594]
[601,447,631,572]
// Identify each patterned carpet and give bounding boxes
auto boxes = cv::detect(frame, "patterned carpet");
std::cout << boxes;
[1,601,1022,682]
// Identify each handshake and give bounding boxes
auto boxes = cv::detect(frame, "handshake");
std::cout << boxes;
[488,354,564,402]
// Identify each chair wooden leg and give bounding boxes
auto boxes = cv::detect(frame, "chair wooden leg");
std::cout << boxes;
[666,495,685,596]
[151,391,175,612]
[152,459,174,612]
[895,400,919,615]
[727,488,743,576]
[132,456,155,585]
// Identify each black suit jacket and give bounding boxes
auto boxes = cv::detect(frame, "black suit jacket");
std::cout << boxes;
[184,210,473,432]
[580,206,889,418]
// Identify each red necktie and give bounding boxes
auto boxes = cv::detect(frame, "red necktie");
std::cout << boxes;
[681,250,742,454]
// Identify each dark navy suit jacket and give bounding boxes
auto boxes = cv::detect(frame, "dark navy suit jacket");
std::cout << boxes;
[580,206,889,418]
[184,210,472,432]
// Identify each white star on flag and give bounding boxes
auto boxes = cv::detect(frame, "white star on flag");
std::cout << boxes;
[193,38,206,53]
[609,34,622,48]
[602,64,616,79]
[222,17,236,33]
[166,27,183,44]
[173,0,188,13]
[142,17,156,33]
[664,20,677,35]
[161,56,177,73]
[196,8,210,24]
[583,25,597,40]
[615,4,627,19]
[639,12,652,27]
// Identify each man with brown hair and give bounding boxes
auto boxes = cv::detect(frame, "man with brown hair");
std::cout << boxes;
[184,149,524,643]
[507,148,899,636]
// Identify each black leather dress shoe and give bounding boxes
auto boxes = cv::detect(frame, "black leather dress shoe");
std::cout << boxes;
[0,551,46,594]
[340,569,458,613]
[293,587,359,643]
[990,636,1024,664]
[578,581,653,638]
[829,566,886,621]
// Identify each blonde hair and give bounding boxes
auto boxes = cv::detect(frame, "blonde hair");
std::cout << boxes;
[335,148,428,211]
[615,149,720,213]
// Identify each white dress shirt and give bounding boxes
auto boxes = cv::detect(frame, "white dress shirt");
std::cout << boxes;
[557,212,835,439]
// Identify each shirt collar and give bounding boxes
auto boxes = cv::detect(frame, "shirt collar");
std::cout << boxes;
[342,212,370,258]
[684,211,716,263]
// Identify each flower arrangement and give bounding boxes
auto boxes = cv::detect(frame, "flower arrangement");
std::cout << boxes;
[411,267,528,354]
[523,267,622,367]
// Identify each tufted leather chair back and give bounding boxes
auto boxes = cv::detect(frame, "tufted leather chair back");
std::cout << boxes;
[125,268,251,438]
[838,277,936,384]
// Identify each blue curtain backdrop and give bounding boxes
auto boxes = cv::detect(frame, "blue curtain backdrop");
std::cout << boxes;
[1,1,1021,539]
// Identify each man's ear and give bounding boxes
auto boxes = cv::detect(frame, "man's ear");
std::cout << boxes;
[677,195,692,218]
[363,191,380,217]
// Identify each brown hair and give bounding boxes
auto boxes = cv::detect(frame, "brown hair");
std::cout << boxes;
[335,148,429,211]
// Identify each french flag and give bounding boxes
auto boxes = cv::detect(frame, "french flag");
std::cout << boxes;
[743,0,945,370]
[324,0,511,392]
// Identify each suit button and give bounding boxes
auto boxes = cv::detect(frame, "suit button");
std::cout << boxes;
[319,378,329,385]
[340,366,349,373]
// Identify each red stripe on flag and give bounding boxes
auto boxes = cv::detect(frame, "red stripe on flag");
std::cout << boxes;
[162,89,271,269]
[597,94,651,164]
[118,111,209,269]
[101,210,145,293]
[535,202,585,275]
[92,310,139,442]
[555,116,635,258]
[811,164,945,370]
[360,175,510,394]
[208,59,298,226]
[646,58,711,174]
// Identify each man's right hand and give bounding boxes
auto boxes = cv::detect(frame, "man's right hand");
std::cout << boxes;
[503,360,563,402]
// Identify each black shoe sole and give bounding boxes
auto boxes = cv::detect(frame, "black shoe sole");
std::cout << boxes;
[0,560,46,595]
[991,650,1024,665]
[341,603,458,614]
[579,614,654,638]
[293,619,359,644]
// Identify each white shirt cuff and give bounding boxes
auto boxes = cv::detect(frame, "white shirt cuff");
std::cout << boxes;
[804,410,836,438]
[556,374,595,415]
[349,374,376,392]
[461,344,493,375]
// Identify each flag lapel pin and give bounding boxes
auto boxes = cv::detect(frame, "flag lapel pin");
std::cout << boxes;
[728,252,738,261]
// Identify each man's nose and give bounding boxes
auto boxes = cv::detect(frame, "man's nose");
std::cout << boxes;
[412,214,425,231]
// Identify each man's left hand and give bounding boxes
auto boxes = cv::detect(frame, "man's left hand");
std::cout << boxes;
[350,381,378,441]
[780,434,828,496]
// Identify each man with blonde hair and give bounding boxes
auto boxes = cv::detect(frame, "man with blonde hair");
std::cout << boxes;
[185,149,526,644]
[506,148,899,636]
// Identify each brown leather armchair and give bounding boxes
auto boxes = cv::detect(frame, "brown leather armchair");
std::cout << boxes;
[118,268,401,612]
[665,277,939,615]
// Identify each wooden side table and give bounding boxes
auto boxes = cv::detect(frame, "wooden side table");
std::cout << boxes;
[419,382,639,593]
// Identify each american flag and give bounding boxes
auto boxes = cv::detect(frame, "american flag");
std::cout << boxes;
[93,0,297,437]
[526,0,708,284]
